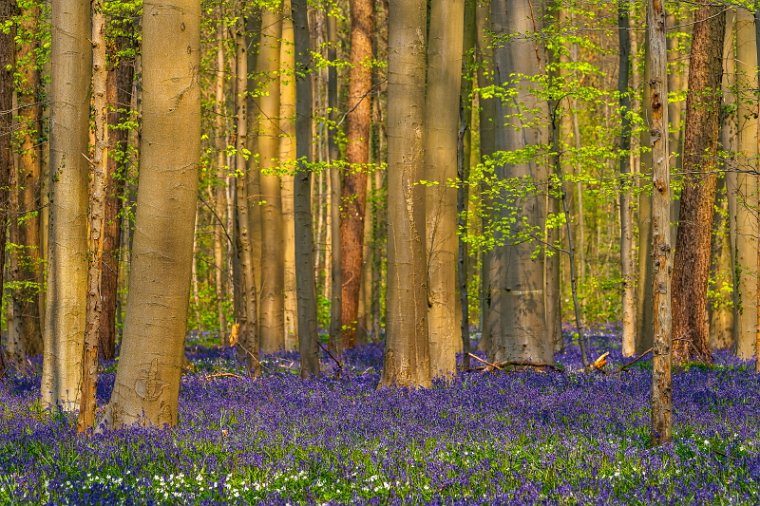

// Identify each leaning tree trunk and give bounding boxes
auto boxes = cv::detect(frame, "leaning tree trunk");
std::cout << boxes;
[424,0,464,379]
[487,0,554,368]
[339,0,373,351]
[42,0,91,411]
[104,0,200,428]
[647,0,673,446]
[292,0,320,377]
[671,0,725,365]
[379,0,431,389]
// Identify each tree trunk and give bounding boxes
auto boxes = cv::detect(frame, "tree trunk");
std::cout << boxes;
[104,0,200,427]
[619,0,636,357]
[339,0,373,351]
[424,0,464,379]
[0,0,14,374]
[280,0,299,352]
[380,0,431,389]
[647,0,672,446]
[488,0,554,367]
[213,20,229,343]
[293,0,320,377]
[15,1,44,356]
[671,1,725,364]
[255,8,285,354]
[733,8,758,359]
[234,21,259,376]
[78,1,108,432]
[42,0,91,411]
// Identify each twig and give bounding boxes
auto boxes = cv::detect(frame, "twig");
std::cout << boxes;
[204,372,245,381]
[318,342,343,372]
[468,353,504,371]
[613,347,653,374]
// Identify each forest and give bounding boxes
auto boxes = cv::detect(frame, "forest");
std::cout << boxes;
[0,0,759,503]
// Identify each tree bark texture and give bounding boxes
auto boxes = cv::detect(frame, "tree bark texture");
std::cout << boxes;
[104,0,200,427]
[380,0,431,389]
[424,0,464,379]
[255,8,285,354]
[0,0,14,372]
[293,0,320,377]
[647,0,673,446]
[339,0,373,351]
[487,0,554,367]
[42,0,91,411]
[671,0,725,364]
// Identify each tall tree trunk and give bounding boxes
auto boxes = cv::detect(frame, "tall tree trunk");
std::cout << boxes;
[379,0,431,389]
[15,1,44,356]
[0,0,14,374]
[293,0,320,377]
[671,1,725,364]
[619,0,636,357]
[213,20,229,342]
[78,1,108,432]
[733,8,758,359]
[255,8,285,354]
[647,0,672,446]
[424,0,464,379]
[339,0,373,351]
[234,21,259,375]
[488,0,554,367]
[280,0,299,351]
[42,0,91,411]
[104,0,200,427]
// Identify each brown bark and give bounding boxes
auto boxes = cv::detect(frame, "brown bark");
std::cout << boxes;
[339,0,373,351]
[647,0,672,446]
[671,1,725,365]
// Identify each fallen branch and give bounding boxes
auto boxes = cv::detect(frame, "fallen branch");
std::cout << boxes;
[204,372,245,381]
[613,347,653,374]
[468,353,504,371]
[319,342,343,375]
[467,353,559,372]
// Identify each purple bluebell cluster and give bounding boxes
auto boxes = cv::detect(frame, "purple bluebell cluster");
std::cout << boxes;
[1,332,758,504]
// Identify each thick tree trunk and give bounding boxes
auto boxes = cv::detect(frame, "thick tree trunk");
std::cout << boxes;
[104,0,200,427]
[647,0,672,446]
[671,1,725,364]
[424,0,464,379]
[733,8,758,359]
[293,0,320,377]
[380,0,431,389]
[255,8,285,354]
[42,0,91,411]
[339,0,373,351]
[78,2,109,432]
[488,0,554,367]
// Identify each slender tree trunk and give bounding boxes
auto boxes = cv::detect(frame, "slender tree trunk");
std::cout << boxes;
[280,0,299,351]
[380,0,431,389]
[255,8,285,354]
[213,20,229,342]
[234,21,259,375]
[15,2,44,355]
[0,0,14,374]
[619,0,636,357]
[104,0,200,427]
[671,1,725,364]
[733,8,758,359]
[293,0,320,377]
[488,0,554,367]
[424,0,464,379]
[42,0,91,411]
[78,1,108,432]
[339,0,373,350]
[647,0,672,446]
[755,6,760,372]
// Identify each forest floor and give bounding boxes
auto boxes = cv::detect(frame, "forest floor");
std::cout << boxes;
[0,330,758,505]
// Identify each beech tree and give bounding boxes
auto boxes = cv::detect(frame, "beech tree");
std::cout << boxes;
[104,0,200,427]
[42,0,91,411]
[0,0,13,375]
[380,0,431,389]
